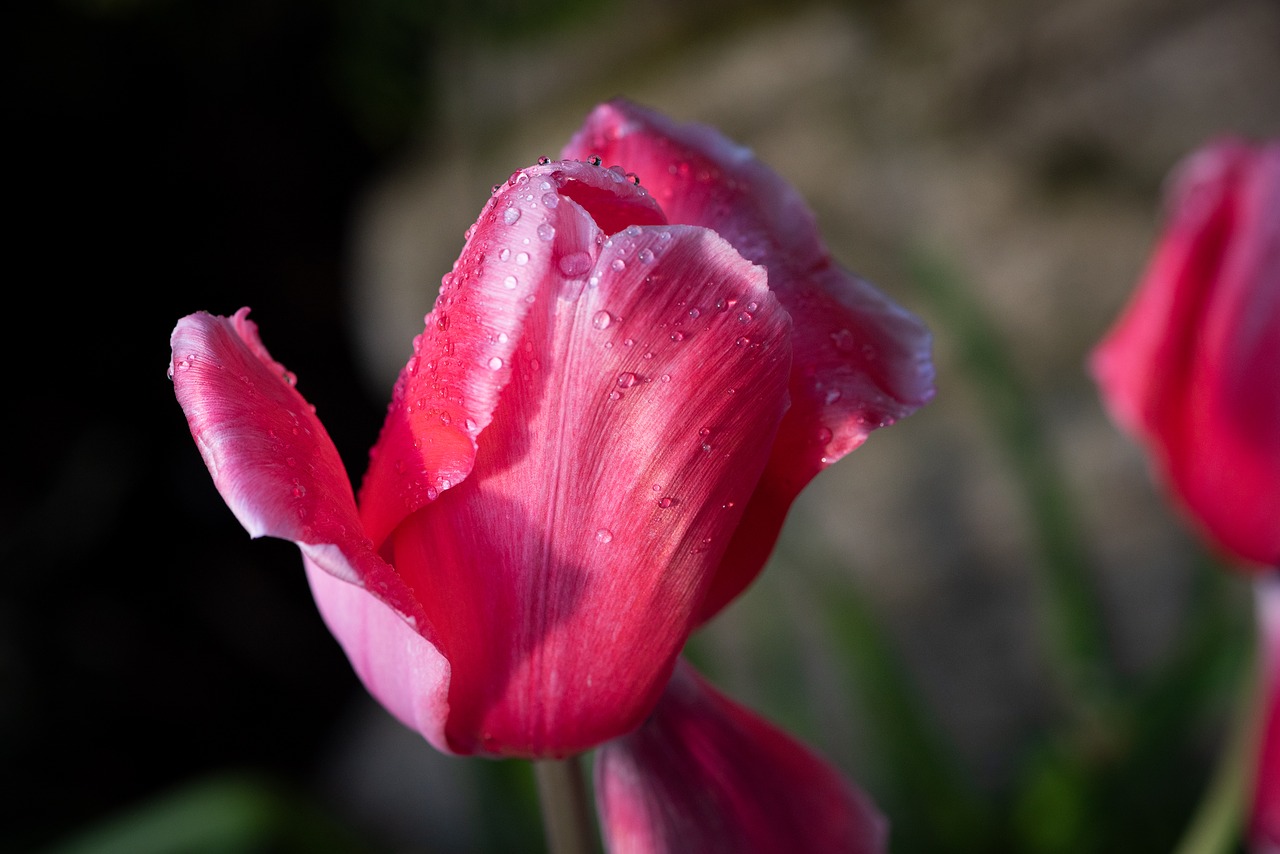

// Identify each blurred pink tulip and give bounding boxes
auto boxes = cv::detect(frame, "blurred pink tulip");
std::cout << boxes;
[1091,137,1280,852]
[1090,137,1280,568]
[172,99,931,850]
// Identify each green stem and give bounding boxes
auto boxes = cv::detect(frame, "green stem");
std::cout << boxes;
[534,757,598,854]
[1171,635,1257,854]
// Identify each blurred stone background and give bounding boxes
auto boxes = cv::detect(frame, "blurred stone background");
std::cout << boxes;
[6,0,1278,852]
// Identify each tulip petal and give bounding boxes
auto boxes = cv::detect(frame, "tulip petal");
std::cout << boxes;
[596,660,888,854]
[564,99,935,619]
[1091,139,1280,567]
[358,159,668,549]
[387,216,793,756]
[169,309,426,623]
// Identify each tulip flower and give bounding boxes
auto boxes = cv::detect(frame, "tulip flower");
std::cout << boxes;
[171,98,932,849]
[1090,137,1279,851]
[1089,137,1279,569]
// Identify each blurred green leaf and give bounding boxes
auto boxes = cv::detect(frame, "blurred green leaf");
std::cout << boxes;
[43,773,375,854]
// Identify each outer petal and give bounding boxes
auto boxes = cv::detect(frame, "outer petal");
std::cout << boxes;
[385,178,793,756]
[595,660,888,854]
[169,309,425,623]
[1251,574,1280,852]
[358,159,667,549]
[563,99,935,620]
[1090,139,1280,567]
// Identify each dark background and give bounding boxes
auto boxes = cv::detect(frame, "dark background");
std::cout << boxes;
[9,1,445,850]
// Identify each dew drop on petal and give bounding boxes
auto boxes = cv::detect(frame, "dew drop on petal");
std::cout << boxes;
[670,331,684,342]
[617,371,639,388]
[537,222,556,241]
[592,310,613,330]
[611,258,626,272]
[504,207,521,225]
[542,193,560,209]
[560,252,593,278]
[596,528,613,544]
[816,425,833,444]
[499,248,511,261]
[638,248,654,264]
[504,275,518,289]
[687,307,700,319]
[488,356,504,370]
[657,496,673,509]
[515,251,529,265]
[737,311,754,323]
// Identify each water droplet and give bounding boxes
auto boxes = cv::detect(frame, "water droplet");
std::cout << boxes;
[608,390,622,401]
[499,248,511,261]
[592,310,613,330]
[687,307,700,319]
[537,155,551,165]
[439,412,452,425]
[488,356,504,370]
[537,222,556,241]
[670,331,684,342]
[623,337,635,347]
[830,328,855,352]
[638,248,654,264]
[735,336,750,347]
[515,252,529,265]
[504,275,518,289]
[625,225,642,238]
[542,192,560,209]
[745,300,759,312]
[626,172,641,185]
[652,483,662,492]
[588,155,602,166]
[503,207,521,225]
[611,258,626,272]
[657,496,674,509]
[737,311,754,323]
[595,528,613,544]
[660,373,671,383]
[554,251,590,278]
[816,425,833,444]
[617,371,639,388]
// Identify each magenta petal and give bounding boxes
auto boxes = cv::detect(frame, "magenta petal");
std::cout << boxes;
[305,557,452,753]
[169,309,424,622]
[388,224,792,757]
[564,99,935,620]
[1090,139,1280,568]
[596,660,888,854]
[357,159,668,550]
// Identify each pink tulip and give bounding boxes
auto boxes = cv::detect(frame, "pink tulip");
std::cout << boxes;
[171,97,931,819]
[597,659,887,854]
[1090,137,1280,568]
